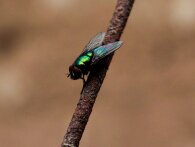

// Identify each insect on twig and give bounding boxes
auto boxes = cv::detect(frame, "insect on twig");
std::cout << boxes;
[67,32,123,93]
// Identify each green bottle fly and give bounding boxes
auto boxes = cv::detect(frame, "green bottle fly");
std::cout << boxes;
[68,32,123,92]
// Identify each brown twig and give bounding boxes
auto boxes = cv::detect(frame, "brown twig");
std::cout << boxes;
[61,0,135,146]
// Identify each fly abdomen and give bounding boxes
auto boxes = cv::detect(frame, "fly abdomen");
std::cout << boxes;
[76,52,93,66]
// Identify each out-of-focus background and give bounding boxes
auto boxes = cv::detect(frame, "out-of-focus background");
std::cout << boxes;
[0,0,195,146]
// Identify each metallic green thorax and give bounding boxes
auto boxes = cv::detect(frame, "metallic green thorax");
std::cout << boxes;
[75,52,93,67]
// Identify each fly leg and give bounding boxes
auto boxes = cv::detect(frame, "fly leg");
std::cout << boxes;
[80,74,86,94]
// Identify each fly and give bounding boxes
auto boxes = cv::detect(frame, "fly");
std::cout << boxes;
[67,32,123,93]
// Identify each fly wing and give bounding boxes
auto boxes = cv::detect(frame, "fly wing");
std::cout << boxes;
[83,32,105,52]
[91,41,123,64]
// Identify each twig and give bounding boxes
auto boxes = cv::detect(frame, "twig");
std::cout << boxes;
[61,0,135,146]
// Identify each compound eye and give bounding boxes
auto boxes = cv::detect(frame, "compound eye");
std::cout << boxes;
[71,72,76,78]
[69,65,82,80]
[70,71,80,80]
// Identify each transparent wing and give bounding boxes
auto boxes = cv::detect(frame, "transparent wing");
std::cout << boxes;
[91,41,123,64]
[83,32,105,52]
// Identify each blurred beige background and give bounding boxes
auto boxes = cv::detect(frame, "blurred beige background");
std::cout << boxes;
[0,0,195,147]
